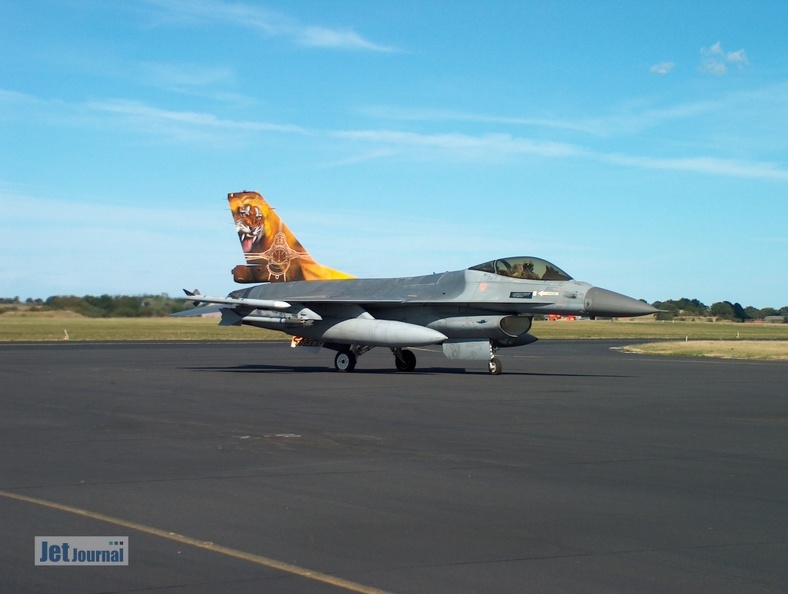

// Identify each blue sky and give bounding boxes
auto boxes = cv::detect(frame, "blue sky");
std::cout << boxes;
[1,0,786,308]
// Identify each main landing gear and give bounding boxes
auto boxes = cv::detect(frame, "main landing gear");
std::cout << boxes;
[333,344,501,374]
[393,348,416,372]
[333,345,371,372]
[332,346,418,373]
[334,350,357,372]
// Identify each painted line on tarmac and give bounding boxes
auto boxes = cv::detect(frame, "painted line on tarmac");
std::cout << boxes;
[1,489,390,594]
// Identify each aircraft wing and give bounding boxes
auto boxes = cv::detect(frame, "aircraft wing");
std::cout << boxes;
[181,290,291,310]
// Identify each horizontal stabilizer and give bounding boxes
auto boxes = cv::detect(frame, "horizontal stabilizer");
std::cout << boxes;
[183,288,203,307]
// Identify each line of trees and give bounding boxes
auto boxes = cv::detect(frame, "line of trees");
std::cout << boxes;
[651,298,788,322]
[0,295,193,317]
[1,295,786,321]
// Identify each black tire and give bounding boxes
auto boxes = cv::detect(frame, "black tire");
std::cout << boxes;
[394,349,417,372]
[488,357,502,375]
[334,350,356,372]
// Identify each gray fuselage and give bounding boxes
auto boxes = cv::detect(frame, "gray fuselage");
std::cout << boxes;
[225,265,653,348]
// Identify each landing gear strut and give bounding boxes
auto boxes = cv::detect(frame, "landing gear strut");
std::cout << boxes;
[392,348,417,372]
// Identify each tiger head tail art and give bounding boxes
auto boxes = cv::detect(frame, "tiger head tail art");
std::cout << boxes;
[227,191,354,283]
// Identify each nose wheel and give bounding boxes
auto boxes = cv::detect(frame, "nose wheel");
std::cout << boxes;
[487,341,502,375]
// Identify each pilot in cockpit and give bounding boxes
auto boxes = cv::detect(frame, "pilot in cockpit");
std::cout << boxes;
[522,260,539,280]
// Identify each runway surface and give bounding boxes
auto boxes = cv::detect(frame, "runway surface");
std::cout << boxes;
[1,340,786,593]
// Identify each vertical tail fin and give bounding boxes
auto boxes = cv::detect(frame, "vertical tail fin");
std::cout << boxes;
[228,191,354,283]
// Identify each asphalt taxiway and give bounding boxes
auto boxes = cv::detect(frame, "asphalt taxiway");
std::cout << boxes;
[1,340,786,593]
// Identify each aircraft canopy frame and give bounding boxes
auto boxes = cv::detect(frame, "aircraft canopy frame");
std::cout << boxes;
[468,257,573,281]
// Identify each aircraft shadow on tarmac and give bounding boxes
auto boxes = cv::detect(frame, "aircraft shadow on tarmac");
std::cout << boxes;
[185,364,467,375]
[184,364,627,378]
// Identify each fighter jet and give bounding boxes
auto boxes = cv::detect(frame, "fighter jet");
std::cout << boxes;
[178,191,657,374]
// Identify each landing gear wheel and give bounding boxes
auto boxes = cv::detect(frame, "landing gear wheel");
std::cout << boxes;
[488,357,502,375]
[394,349,417,372]
[334,350,357,372]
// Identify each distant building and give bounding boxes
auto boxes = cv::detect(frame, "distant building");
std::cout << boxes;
[764,316,786,324]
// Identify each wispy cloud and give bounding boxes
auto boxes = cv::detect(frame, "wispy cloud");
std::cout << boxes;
[700,41,748,76]
[132,61,257,104]
[85,99,307,143]
[650,61,675,75]
[333,129,584,159]
[361,106,600,134]
[9,89,787,181]
[1,89,300,144]
[335,128,788,180]
[139,62,234,89]
[362,100,722,137]
[0,88,43,104]
[297,25,393,51]
[601,153,788,181]
[145,0,396,52]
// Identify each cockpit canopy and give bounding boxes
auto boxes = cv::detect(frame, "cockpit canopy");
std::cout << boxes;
[469,257,573,281]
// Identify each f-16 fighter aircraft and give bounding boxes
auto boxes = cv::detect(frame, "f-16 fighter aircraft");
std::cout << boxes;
[179,191,657,374]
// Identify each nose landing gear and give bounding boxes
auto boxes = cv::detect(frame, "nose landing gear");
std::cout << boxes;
[487,341,502,375]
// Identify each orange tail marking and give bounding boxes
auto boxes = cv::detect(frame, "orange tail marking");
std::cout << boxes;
[228,191,353,283]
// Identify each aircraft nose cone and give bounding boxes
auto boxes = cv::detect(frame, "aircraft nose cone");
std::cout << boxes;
[584,287,658,318]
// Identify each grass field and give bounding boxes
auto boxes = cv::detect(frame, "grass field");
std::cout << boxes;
[620,341,788,361]
[0,316,283,342]
[530,319,788,340]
